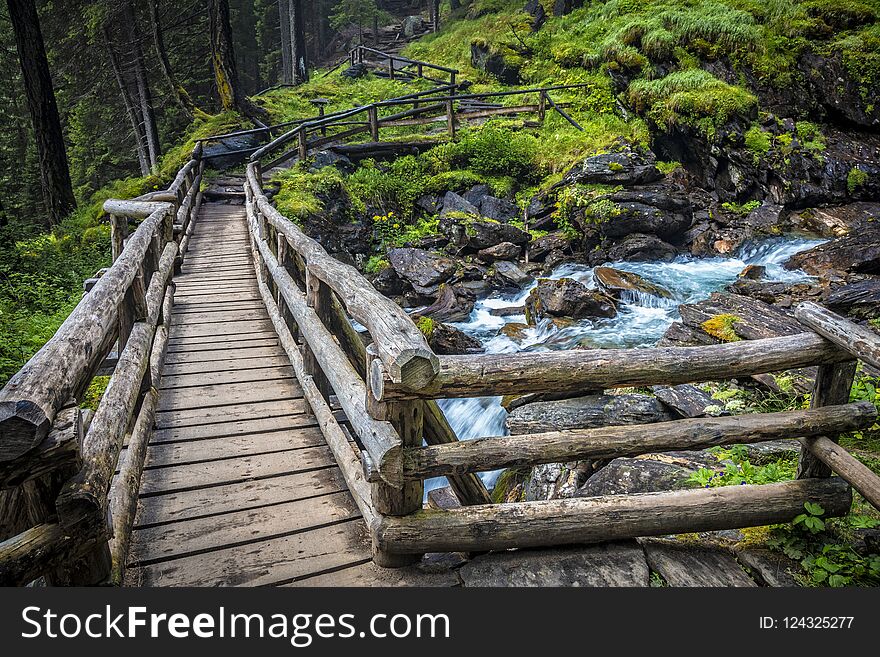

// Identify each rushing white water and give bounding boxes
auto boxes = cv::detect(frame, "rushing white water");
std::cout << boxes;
[427,235,825,493]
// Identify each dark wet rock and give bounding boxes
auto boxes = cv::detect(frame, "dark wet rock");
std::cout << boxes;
[411,234,449,250]
[738,264,766,280]
[785,227,880,276]
[387,248,457,294]
[341,62,369,78]
[370,265,405,297]
[425,321,483,355]
[606,233,678,262]
[563,149,663,187]
[524,278,617,323]
[528,232,571,261]
[742,440,800,462]
[201,133,264,169]
[492,260,532,286]
[308,150,354,173]
[675,292,803,342]
[499,322,529,340]
[298,193,370,256]
[477,241,521,261]
[419,283,475,323]
[523,0,547,31]
[440,214,530,252]
[593,266,672,299]
[799,52,880,128]
[544,249,574,270]
[470,41,521,84]
[506,393,674,435]
[600,188,693,240]
[439,190,480,217]
[490,305,525,317]
[459,542,650,587]
[462,184,493,206]
[825,279,880,318]
[415,194,441,215]
[479,195,519,222]
[788,202,880,238]
[725,278,792,304]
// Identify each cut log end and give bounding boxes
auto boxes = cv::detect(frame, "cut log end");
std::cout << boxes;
[0,400,51,462]
[388,350,440,391]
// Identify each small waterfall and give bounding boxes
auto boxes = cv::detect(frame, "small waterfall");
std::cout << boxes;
[424,234,825,494]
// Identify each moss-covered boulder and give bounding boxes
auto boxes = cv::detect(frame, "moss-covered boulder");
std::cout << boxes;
[524,277,617,323]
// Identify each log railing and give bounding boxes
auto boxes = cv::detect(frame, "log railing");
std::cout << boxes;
[348,45,458,86]
[0,146,204,585]
[244,138,880,563]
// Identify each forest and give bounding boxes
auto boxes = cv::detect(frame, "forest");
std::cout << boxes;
[0,0,879,588]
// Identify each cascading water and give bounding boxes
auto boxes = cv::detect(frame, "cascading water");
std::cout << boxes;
[428,235,825,493]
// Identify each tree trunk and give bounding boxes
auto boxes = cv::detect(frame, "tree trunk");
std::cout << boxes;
[278,0,293,84]
[6,0,76,226]
[104,29,150,176]
[289,0,309,84]
[209,0,268,125]
[128,7,161,172]
[231,0,261,93]
[148,0,199,119]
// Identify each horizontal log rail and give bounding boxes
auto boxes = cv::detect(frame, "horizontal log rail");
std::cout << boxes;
[375,478,852,554]
[372,332,852,401]
[402,402,877,480]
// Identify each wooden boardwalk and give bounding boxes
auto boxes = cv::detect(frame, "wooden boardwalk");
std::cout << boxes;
[125,202,380,586]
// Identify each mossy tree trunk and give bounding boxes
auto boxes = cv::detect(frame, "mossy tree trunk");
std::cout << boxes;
[149,0,202,120]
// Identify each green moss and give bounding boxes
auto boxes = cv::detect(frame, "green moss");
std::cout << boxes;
[848,166,869,193]
[744,124,772,161]
[721,200,760,216]
[701,313,743,342]
[364,256,389,274]
[656,160,682,174]
[272,165,346,221]
[415,315,436,338]
[81,376,110,412]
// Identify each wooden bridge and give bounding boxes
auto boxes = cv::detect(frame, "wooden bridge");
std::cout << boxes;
[3,52,880,586]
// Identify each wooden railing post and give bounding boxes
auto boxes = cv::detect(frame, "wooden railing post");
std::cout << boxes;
[368,105,380,141]
[365,346,424,567]
[538,89,547,121]
[445,98,456,139]
[297,129,308,161]
[797,361,859,479]
[304,270,333,398]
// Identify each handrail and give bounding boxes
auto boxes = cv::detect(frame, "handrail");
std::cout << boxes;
[354,45,459,75]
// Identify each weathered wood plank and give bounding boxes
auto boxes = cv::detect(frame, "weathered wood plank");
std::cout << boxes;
[156,378,302,412]
[134,467,347,528]
[163,355,289,376]
[155,398,307,429]
[151,412,315,443]
[165,335,279,352]
[138,445,336,495]
[144,426,326,468]
[159,364,294,390]
[163,345,286,366]
[130,491,360,564]
[128,518,369,587]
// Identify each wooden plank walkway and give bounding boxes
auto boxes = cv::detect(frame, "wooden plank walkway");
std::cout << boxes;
[124,201,382,587]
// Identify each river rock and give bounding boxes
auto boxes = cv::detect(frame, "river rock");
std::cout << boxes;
[676,292,803,342]
[606,233,678,262]
[600,188,693,240]
[440,214,530,252]
[788,202,880,238]
[825,279,880,318]
[563,149,663,187]
[492,260,532,286]
[575,455,705,497]
[506,393,674,434]
[651,384,718,418]
[499,322,529,340]
[593,266,672,299]
[419,283,475,322]
[738,264,766,280]
[524,278,617,323]
[370,265,405,297]
[641,540,758,587]
[387,247,457,294]
[425,321,482,355]
[528,232,571,261]
[479,195,518,222]
[478,241,521,261]
[458,542,650,587]
[784,227,880,277]
[439,190,480,217]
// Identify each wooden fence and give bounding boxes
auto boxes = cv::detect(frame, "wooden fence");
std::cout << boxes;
[0,146,204,585]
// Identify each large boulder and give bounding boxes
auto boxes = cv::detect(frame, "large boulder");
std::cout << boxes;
[563,149,663,187]
[825,279,880,319]
[524,278,617,323]
[441,215,530,252]
[575,453,712,497]
[600,189,693,240]
[528,232,572,261]
[492,260,532,287]
[439,191,480,217]
[420,319,482,355]
[401,15,425,38]
[387,248,457,294]
[479,195,519,222]
[593,266,672,299]
[784,227,880,277]
[478,241,521,261]
[606,233,678,262]
[506,393,674,434]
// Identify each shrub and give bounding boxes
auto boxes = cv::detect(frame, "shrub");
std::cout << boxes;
[848,166,869,193]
